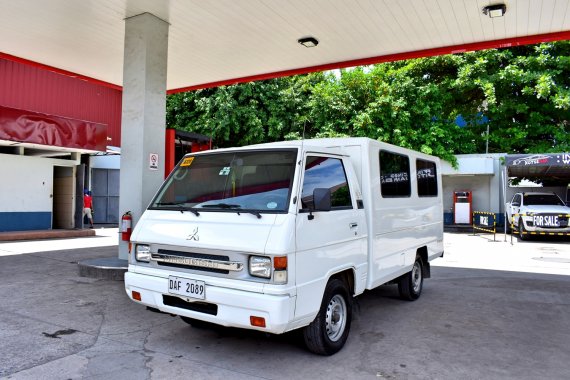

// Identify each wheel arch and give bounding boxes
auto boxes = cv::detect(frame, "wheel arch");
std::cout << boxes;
[330,268,355,296]
[416,246,430,279]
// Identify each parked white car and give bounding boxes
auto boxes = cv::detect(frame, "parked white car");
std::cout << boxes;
[506,192,570,239]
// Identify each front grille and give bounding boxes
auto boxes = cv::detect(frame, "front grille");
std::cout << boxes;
[155,249,230,274]
[163,295,218,315]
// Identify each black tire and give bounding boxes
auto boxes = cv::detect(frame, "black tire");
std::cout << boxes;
[180,316,213,329]
[398,256,423,301]
[303,278,352,356]
[518,218,527,241]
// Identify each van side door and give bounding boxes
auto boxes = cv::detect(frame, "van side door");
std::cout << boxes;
[294,155,367,320]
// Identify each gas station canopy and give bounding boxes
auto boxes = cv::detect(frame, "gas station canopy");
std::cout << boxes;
[1,0,570,92]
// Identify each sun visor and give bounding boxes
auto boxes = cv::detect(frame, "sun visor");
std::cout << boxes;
[0,105,107,152]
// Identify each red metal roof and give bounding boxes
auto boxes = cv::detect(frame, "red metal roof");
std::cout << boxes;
[0,57,122,146]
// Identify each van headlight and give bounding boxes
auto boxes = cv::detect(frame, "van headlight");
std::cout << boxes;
[249,256,271,278]
[135,244,151,262]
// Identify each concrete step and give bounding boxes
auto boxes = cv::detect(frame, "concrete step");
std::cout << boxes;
[78,257,128,281]
[0,229,96,241]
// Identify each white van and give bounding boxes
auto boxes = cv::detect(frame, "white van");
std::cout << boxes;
[125,137,444,355]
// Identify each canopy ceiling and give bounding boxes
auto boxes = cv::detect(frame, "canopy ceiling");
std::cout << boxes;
[1,0,570,92]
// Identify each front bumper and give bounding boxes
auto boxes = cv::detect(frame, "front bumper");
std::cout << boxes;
[520,215,570,234]
[125,271,296,334]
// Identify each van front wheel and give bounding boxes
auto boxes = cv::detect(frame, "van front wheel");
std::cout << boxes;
[303,278,352,355]
[398,257,423,301]
[518,218,527,241]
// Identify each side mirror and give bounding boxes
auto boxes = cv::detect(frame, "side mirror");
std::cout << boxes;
[308,188,331,220]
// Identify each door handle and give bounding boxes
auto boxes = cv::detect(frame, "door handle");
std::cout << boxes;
[349,223,358,228]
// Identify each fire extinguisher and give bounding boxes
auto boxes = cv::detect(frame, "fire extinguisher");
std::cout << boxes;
[121,211,132,241]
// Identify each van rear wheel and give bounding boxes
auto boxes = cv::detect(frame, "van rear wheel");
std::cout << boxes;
[303,278,352,355]
[398,256,423,301]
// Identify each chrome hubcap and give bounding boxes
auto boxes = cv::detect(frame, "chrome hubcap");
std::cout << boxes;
[412,261,422,293]
[325,294,347,342]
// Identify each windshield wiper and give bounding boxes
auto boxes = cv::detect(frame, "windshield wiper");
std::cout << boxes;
[201,203,241,209]
[201,203,261,219]
[238,210,262,219]
[154,202,200,216]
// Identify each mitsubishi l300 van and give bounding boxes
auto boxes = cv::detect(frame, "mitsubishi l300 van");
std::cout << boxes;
[125,137,444,355]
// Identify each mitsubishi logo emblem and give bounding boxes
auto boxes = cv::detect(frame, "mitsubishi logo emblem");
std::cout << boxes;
[187,227,199,241]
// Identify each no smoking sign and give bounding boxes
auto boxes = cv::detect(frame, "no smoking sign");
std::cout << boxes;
[149,153,159,170]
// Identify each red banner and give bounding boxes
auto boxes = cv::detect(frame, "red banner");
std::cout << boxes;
[0,105,107,151]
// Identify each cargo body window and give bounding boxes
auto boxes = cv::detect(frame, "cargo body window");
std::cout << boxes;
[300,156,352,210]
[379,150,411,197]
[416,159,438,197]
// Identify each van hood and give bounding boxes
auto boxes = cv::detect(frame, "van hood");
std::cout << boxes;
[521,205,570,214]
[131,210,279,253]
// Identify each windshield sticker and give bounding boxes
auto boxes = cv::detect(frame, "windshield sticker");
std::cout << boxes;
[267,202,278,209]
[219,167,231,176]
[180,157,195,167]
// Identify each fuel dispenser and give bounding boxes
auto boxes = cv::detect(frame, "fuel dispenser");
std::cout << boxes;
[454,191,472,224]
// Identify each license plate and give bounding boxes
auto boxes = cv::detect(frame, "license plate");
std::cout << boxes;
[168,276,205,300]
[532,215,560,227]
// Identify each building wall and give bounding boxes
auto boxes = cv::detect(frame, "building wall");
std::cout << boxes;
[443,175,494,213]
[0,57,122,146]
[0,153,78,231]
[90,155,120,170]
[0,57,123,231]
[441,154,508,225]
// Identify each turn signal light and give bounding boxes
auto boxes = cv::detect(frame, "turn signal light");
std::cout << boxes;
[250,316,266,328]
[274,256,287,270]
[132,291,141,301]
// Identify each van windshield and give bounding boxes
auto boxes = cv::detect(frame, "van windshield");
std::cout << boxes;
[150,149,297,213]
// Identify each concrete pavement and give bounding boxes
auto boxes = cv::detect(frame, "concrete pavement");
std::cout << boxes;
[0,232,569,379]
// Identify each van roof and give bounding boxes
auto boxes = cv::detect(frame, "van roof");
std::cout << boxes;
[185,137,439,162]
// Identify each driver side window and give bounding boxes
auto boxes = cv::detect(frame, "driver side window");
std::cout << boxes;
[300,156,352,211]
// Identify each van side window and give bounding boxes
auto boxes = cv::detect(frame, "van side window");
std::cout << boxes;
[301,156,352,210]
[416,159,438,197]
[379,150,411,197]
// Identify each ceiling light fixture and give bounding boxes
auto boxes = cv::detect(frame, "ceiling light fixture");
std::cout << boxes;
[482,4,507,18]
[298,36,319,48]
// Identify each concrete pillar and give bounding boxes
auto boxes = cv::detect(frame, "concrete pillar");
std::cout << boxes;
[118,13,169,259]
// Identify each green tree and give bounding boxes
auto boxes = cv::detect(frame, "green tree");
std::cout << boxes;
[166,41,570,162]
[166,74,327,147]
[451,42,570,154]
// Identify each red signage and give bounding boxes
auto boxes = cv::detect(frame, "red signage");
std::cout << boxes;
[0,105,107,151]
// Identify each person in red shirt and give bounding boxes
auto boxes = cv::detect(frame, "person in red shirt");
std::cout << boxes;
[83,190,94,229]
